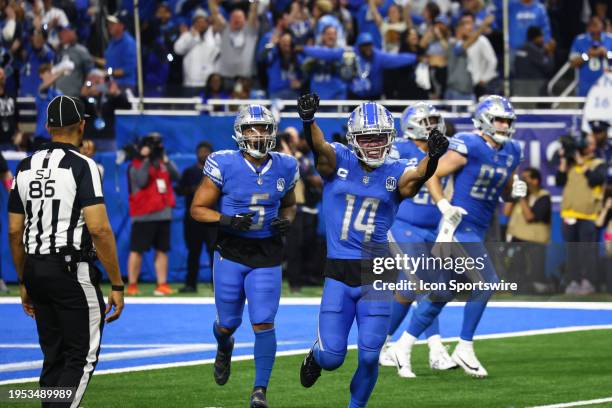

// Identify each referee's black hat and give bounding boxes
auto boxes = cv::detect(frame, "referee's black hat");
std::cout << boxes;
[47,95,88,128]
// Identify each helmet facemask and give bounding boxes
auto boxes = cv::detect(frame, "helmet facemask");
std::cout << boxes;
[235,124,276,159]
[348,131,395,168]
[482,115,515,145]
[405,114,445,140]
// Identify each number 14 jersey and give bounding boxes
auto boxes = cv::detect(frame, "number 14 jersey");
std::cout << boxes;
[323,142,409,259]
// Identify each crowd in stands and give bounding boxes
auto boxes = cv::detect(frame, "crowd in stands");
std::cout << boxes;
[0,1,608,146]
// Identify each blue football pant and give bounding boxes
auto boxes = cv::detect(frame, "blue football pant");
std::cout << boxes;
[313,278,391,408]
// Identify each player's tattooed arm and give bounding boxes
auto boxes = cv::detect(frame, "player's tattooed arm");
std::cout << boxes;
[190,176,223,223]
[297,93,336,177]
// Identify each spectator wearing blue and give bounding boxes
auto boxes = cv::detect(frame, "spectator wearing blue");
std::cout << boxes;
[287,1,313,46]
[508,0,554,55]
[34,63,62,140]
[101,11,137,89]
[19,29,55,97]
[514,26,555,97]
[260,31,303,99]
[570,16,612,97]
[301,25,348,100]
[356,0,392,49]
[313,0,346,47]
[303,31,417,100]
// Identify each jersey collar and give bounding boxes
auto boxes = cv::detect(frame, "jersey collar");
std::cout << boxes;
[243,155,273,176]
[41,141,79,152]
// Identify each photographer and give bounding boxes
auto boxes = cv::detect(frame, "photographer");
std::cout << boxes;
[556,133,607,295]
[127,133,180,296]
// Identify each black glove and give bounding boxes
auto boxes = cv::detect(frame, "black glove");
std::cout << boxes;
[297,93,320,123]
[219,212,255,231]
[427,129,449,159]
[270,217,291,234]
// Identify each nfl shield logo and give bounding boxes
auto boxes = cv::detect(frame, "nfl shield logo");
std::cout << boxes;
[277,178,285,192]
[385,176,397,192]
[362,176,370,184]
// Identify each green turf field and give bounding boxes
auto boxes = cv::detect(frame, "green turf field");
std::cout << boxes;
[3,329,612,408]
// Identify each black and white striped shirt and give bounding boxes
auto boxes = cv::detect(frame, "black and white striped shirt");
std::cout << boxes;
[8,142,104,255]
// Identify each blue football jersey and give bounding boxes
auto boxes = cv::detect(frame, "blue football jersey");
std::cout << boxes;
[390,139,441,229]
[323,143,409,259]
[204,150,299,238]
[570,33,612,96]
[449,132,523,229]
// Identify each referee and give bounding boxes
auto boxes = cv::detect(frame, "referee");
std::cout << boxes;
[7,95,124,408]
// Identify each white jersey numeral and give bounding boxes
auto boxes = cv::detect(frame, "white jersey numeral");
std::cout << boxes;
[340,194,380,242]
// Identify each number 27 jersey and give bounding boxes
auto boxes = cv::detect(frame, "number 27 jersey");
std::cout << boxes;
[450,132,523,229]
[323,143,409,259]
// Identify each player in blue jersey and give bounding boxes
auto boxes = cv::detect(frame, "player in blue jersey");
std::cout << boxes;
[190,105,299,408]
[379,102,457,377]
[389,95,527,379]
[296,93,449,408]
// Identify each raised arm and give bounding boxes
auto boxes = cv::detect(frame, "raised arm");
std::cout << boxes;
[297,93,337,178]
[398,129,448,197]
[208,0,226,29]
[368,0,384,28]
[247,0,259,29]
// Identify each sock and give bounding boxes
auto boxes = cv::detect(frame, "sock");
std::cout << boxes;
[254,328,277,388]
[387,301,411,336]
[427,334,443,350]
[349,349,379,408]
[460,292,491,341]
[213,322,233,352]
[407,300,446,338]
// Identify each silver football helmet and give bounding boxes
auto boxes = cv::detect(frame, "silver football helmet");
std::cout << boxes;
[233,104,277,159]
[401,102,445,140]
[472,95,516,145]
[346,102,396,168]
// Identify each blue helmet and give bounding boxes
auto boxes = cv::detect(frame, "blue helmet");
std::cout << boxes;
[472,95,516,144]
[346,102,396,168]
[401,102,445,141]
[233,104,277,159]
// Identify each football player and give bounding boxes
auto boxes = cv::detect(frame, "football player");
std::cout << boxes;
[388,95,527,378]
[190,105,299,407]
[379,102,457,377]
[296,93,449,408]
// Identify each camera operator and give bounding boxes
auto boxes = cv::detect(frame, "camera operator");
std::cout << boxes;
[556,133,607,295]
[589,120,611,195]
[80,69,131,151]
[127,133,179,296]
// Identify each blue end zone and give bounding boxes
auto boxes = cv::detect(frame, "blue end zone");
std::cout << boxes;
[1,302,611,383]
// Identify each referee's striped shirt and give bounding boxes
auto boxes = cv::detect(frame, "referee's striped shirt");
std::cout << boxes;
[8,142,104,255]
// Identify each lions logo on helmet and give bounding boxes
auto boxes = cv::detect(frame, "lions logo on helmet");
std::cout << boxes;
[233,104,277,159]
[472,95,516,145]
[346,102,396,168]
[401,102,446,141]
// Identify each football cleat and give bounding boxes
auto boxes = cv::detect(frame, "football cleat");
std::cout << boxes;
[451,341,488,378]
[250,387,268,408]
[389,343,416,378]
[213,337,234,385]
[429,344,458,370]
[379,340,396,367]
[300,342,322,388]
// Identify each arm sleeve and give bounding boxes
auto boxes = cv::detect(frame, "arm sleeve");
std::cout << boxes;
[448,135,469,156]
[555,170,567,187]
[166,160,180,182]
[531,195,551,223]
[174,32,197,55]
[288,159,300,191]
[77,159,105,208]
[302,46,345,62]
[203,154,224,188]
[378,51,417,68]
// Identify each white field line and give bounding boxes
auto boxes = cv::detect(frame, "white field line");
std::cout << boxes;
[1,324,611,386]
[529,397,612,408]
[3,297,612,309]
[0,341,302,374]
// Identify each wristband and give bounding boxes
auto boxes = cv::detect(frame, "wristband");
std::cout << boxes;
[111,285,125,292]
[437,198,452,214]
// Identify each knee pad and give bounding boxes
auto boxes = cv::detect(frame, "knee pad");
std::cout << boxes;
[316,349,346,371]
